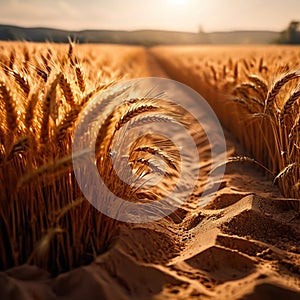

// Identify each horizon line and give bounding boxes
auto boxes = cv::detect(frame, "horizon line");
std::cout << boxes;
[0,23,283,34]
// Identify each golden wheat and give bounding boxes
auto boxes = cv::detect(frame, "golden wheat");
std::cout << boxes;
[1,42,300,276]
[0,42,186,274]
[151,46,300,204]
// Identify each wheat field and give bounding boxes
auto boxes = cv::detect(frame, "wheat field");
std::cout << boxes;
[152,46,300,200]
[0,42,160,273]
[0,43,300,298]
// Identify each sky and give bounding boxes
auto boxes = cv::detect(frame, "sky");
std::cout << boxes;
[0,0,299,33]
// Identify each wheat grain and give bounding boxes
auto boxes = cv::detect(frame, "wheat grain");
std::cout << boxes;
[40,75,59,145]
[12,70,30,97]
[0,81,18,133]
[248,74,268,98]
[115,105,159,130]
[280,87,300,124]
[266,71,300,111]
[75,65,86,93]
[59,73,75,106]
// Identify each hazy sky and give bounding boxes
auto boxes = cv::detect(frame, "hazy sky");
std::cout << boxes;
[0,0,299,32]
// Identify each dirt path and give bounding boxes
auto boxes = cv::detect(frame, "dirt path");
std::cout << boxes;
[141,49,300,299]
[145,49,169,78]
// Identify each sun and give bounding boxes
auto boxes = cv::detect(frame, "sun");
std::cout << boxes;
[168,0,186,5]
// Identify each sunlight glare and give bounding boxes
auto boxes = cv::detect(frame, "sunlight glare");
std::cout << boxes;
[168,0,186,6]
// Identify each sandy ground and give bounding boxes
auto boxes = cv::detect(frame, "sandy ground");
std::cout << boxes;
[0,50,299,300]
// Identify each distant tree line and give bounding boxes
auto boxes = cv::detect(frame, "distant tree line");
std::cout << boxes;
[276,21,300,44]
